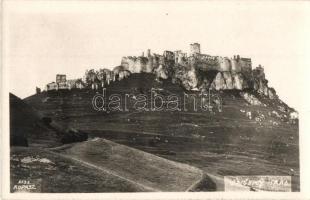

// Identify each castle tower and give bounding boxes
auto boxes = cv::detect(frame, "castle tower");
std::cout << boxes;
[190,43,200,55]
[147,49,151,57]
[56,74,66,83]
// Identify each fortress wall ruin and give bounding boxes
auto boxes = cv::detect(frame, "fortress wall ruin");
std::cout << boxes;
[231,58,242,73]
[120,43,253,76]
[164,51,175,61]
[121,56,148,73]
[239,58,252,75]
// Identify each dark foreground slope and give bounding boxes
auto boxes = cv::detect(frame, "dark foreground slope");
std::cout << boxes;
[25,73,300,191]
[10,93,61,147]
[10,93,87,147]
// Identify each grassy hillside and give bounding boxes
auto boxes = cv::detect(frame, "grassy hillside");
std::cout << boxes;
[55,138,207,192]
[24,73,300,191]
[11,137,211,192]
[10,147,146,192]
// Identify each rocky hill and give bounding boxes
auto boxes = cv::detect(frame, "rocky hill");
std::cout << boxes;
[94,43,278,99]
[16,43,300,191]
[25,72,300,191]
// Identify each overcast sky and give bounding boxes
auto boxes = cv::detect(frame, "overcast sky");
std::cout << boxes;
[3,1,310,110]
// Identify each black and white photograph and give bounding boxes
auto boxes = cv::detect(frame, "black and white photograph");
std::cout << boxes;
[1,0,310,199]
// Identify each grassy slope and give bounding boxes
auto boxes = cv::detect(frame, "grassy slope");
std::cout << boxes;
[55,138,204,192]
[10,147,146,192]
[11,137,210,192]
[25,73,300,191]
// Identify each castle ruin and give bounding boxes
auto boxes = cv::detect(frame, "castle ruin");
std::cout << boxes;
[44,43,274,98]
[46,74,85,91]
[190,43,201,55]
[121,43,252,76]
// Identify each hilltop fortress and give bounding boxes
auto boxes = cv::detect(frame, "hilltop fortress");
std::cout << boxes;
[119,43,275,98]
[44,43,276,100]
[121,43,252,76]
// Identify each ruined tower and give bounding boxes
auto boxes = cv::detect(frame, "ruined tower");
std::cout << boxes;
[56,74,66,83]
[190,43,201,55]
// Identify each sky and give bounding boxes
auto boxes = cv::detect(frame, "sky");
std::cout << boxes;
[3,1,310,110]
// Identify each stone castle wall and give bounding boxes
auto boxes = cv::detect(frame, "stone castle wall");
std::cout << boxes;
[121,56,149,73]
[120,52,253,92]
[121,44,252,76]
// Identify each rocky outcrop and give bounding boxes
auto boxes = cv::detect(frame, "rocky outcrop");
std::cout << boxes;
[233,72,249,90]
[267,87,277,99]
[113,66,131,81]
[81,62,277,102]
[290,111,298,120]
[222,72,234,89]
[211,72,227,90]
[118,70,131,81]
[252,65,278,99]
[174,65,199,90]
[198,78,211,92]
[154,64,169,80]
[240,92,262,106]
[289,111,299,124]
[253,79,268,95]
[209,71,249,91]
